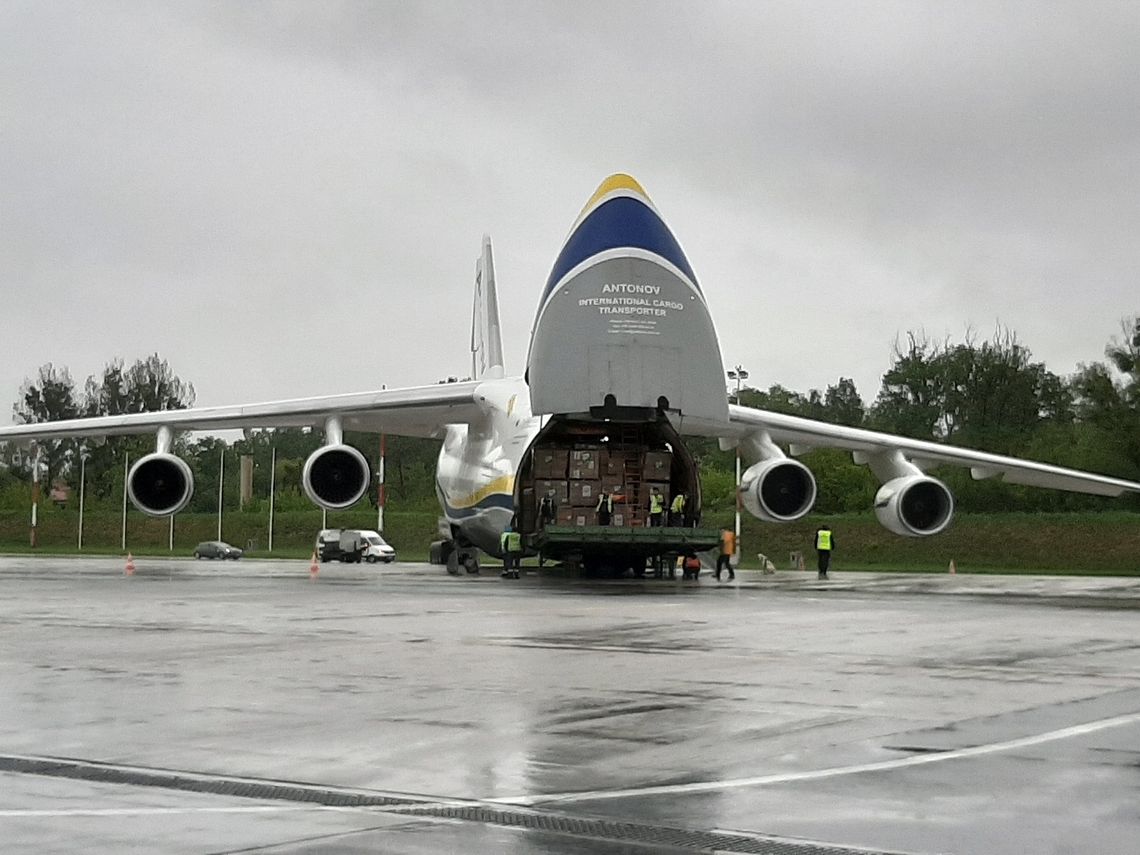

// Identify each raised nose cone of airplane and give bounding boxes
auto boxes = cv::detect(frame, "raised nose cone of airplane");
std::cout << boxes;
[541,174,701,304]
[527,174,728,426]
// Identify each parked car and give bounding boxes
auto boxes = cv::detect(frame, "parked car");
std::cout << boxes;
[193,541,243,560]
[357,530,396,563]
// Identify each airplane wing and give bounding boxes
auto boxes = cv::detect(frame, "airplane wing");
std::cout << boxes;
[721,404,1140,497]
[0,380,488,444]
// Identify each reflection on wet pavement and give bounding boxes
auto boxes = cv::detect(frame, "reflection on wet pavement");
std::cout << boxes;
[1,556,1138,854]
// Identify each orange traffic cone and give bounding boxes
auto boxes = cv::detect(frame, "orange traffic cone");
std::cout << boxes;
[948,559,957,575]
[125,552,135,576]
[309,551,319,581]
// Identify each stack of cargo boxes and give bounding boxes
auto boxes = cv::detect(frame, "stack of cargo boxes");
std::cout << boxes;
[566,449,601,526]
[531,444,674,528]
[533,448,571,522]
[599,449,631,526]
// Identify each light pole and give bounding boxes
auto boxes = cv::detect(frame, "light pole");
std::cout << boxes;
[268,446,276,552]
[29,445,42,549]
[121,454,129,551]
[217,444,225,541]
[77,445,89,550]
[377,433,386,533]
[726,365,749,564]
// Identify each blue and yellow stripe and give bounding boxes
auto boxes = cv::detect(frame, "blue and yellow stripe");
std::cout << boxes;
[437,475,515,520]
[540,173,700,304]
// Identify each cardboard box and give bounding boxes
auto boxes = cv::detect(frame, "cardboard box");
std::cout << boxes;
[555,508,590,526]
[569,479,602,506]
[533,448,569,479]
[600,450,627,477]
[600,475,625,494]
[554,509,588,527]
[568,451,599,480]
[534,479,569,504]
[642,451,672,481]
[611,513,626,527]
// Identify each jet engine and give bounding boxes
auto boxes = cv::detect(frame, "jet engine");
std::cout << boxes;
[302,444,371,510]
[740,458,817,522]
[874,475,954,536]
[127,453,194,517]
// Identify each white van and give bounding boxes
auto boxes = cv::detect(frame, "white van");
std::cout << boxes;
[357,530,397,564]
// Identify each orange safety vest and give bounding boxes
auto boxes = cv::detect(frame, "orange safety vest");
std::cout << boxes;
[720,530,736,554]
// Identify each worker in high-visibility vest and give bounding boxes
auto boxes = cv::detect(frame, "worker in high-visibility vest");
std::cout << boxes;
[595,491,614,526]
[500,525,522,579]
[648,486,665,527]
[668,492,686,527]
[715,529,736,581]
[814,524,833,580]
[539,490,557,527]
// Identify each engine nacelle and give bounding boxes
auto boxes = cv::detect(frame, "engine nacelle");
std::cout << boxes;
[302,444,371,510]
[740,458,817,522]
[874,475,954,537]
[127,453,194,517]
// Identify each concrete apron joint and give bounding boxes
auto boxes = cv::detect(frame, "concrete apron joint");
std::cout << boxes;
[0,752,912,854]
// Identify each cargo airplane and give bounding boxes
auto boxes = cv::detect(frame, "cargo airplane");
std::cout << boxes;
[3,174,1139,574]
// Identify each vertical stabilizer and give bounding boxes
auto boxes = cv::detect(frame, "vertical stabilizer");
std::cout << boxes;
[471,235,505,379]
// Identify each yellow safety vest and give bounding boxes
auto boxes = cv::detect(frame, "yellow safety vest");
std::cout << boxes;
[670,494,685,513]
[815,529,832,550]
[596,494,613,512]
[649,493,664,514]
[501,531,521,553]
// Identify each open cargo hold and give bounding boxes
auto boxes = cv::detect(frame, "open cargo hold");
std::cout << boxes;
[516,415,715,566]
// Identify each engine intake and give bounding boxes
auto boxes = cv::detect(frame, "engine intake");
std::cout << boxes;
[874,476,954,537]
[302,444,370,510]
[740,458,817,522]
[127,453,194,517]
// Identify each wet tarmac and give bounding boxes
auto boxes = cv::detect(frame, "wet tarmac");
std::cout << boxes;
[1,555,1138,854]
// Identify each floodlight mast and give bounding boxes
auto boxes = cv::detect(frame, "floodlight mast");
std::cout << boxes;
[727,365,750,565]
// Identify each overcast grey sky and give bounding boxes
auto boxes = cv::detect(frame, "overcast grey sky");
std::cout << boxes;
[3,1,1138,417]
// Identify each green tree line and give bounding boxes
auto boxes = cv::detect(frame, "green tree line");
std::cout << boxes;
[0,355,441,515]
[688,318,1140,514]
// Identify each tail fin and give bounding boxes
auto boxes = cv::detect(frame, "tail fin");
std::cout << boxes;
[471,235,505,379]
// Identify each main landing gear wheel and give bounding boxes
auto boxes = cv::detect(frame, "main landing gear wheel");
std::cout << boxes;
[446,550,460,576]
[463,553,480,575]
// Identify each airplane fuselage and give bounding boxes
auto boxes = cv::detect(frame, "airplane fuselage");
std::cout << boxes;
[434,377,542,555]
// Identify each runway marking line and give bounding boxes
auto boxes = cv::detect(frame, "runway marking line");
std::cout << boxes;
[4,711,1138,837]
[0,806,340,818]
[492,710,1140,805]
